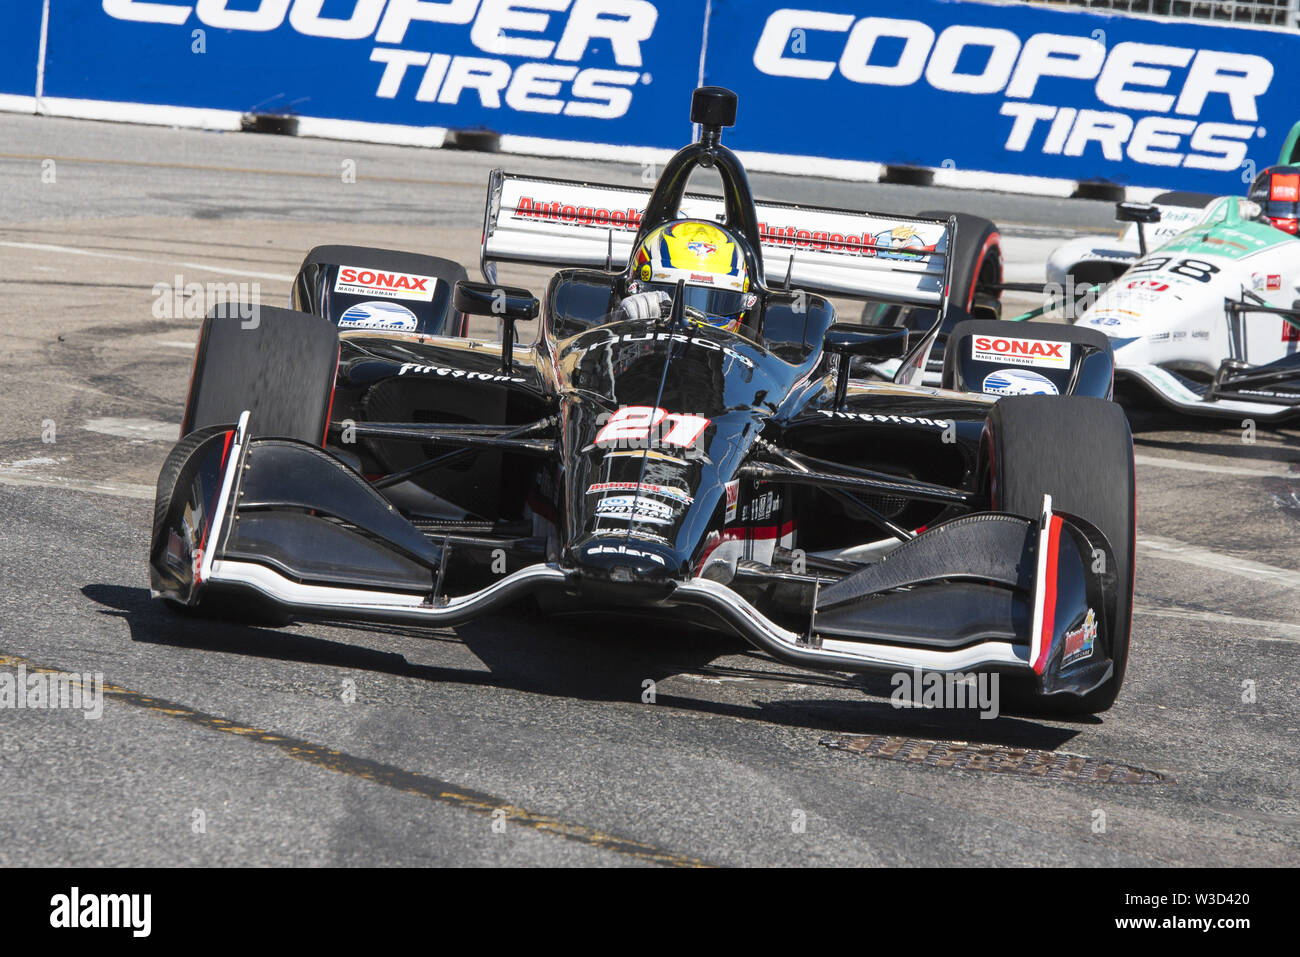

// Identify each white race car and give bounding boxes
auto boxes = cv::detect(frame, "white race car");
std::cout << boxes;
[1046,192,1212,291]
[1034,168,1300,422]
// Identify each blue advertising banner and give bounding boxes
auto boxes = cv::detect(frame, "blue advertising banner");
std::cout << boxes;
[705,0,1300,192]
[16,1,1300,193]
[0,3,45,97]
[43,0,703,148]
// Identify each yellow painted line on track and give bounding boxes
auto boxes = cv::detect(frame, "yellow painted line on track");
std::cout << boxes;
[0,651,712,868]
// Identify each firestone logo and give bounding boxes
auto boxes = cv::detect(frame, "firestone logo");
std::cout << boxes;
[752,9,1273,171]
[101,0,656,118]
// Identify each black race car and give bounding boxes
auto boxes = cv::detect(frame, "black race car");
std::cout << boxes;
[151,88,1135,714]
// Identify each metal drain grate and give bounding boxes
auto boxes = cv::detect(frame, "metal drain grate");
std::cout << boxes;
[820,734,1166,784]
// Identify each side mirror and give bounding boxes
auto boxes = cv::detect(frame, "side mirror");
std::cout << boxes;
[453,280,538,374]
[824,323,909,360]
[823,323,909,409]
[453,280,538,321]
[1115,202,1161,256]
[1115,202,1161,225]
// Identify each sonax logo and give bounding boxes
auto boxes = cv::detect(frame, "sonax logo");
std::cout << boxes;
[335,266,435,302]
[971,335,1070,369]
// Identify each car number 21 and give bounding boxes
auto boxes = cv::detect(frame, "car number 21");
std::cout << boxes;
[594,406,710,448]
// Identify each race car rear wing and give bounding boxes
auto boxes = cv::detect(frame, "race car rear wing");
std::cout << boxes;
[479,170,952,310]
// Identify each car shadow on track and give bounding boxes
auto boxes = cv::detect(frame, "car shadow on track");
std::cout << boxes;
[1123,402,1300,450]
[1133,432,1300,464]
[82,583,1087,751]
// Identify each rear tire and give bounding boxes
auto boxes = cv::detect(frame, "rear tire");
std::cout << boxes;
[857,212,1001,383]
[920,211,1002,328]
[983,395,1135,714]
[859,211,1001,333]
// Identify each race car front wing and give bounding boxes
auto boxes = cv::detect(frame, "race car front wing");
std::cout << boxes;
[151,413,1120,699]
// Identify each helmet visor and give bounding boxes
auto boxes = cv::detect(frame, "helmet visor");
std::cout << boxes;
[1254,172,1300,233]
[649,282,749,327]
[1262,200,1300,233]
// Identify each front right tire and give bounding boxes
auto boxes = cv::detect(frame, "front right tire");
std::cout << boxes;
[983,395,1135,714]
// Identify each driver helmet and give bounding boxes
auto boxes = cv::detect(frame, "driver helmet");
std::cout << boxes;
[629,220,755,332]
[1247,166,1300,235]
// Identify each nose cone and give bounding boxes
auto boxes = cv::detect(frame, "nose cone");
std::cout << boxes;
[1077,314,1147,366]
[572,538,680,598]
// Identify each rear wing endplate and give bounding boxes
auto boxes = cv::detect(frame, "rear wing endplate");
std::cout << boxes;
[480,170,952,310]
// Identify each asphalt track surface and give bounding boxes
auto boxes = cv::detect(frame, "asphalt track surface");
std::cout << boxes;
[0,114,1297,867]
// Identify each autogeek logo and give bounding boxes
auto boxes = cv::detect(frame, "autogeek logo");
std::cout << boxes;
[102,0,657,118]
[754,10,1272,171]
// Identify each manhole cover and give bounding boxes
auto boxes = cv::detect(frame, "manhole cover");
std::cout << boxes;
[820,734,1165,784]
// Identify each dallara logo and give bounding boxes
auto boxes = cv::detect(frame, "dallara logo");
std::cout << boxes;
[101,0,656,117]
[753,10,1273,171]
